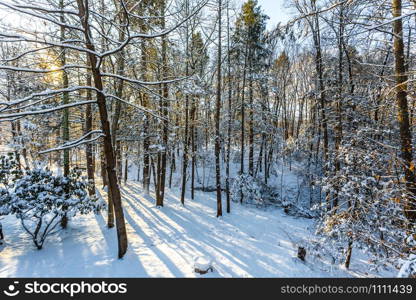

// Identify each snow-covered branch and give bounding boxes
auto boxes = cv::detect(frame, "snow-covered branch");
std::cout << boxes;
[0,100,96,119]
[0,64,89,74]
[101,72,188,86]
[0,86,100,110]
[39,130,104,154]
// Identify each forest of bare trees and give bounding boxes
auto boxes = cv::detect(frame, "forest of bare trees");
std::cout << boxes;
[0,0,416,277]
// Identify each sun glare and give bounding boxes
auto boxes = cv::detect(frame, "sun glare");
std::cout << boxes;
[38,53,62,85]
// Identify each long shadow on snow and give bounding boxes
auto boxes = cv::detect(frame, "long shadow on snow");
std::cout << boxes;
[120,182,297,277]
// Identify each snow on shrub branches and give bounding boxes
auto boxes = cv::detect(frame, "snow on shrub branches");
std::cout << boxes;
[0,154,105,249]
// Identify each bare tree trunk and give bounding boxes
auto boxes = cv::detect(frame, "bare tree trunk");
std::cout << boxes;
[392,0,416,224]
[76,0,128,258]
[240,47,248,176]
[225,1,232,213]
[215,0,223,217]
[142,38,151,194]
[85,71,96,196]
[190,97,196,200]
[101,146,114,228]
[240,46,248,204]
[345,238,353,269]
[310,0,329,211]
[156,1,169,207]
[333,6,345,212]
[169,149,175,189]
[60,0,69,229]
[111,6,126,183]
[248,59,254,176]
[124,145,128,184]
[180,91,189,205]
[113,140,121,180]
[180,0,190,205]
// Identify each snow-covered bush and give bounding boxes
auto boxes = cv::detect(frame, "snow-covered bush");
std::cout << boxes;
[0,188,11,215]
[3,168,105,249]
[231,174,279,207]
[0,152,22,187]
[405,234,416,252]
[398,254,416,278]
[0,153,21,216]
[231,174,264,206]
[316,129,411,267]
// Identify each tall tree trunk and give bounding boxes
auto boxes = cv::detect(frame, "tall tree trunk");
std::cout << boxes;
[215,0,223,217]
[190,97,196,200]
[116,141,122,182]
[248,58,254,177]
[111,8,126,182]
[239,47,248,204]
[180,0,190,205]
[333,6,345,212]
[142,40,151,194]
[311,0,329,211]
[156,1,169,207]
[60,0,69,229]
[101,146,114,228]
[169,149,175,189]
[345,238,353,269]
[124,146,128,184]
[76,0,128,258]
[225,1,232,213]
[85,71,96,196]
[240,46,248,177]
[392,0,416,223]
[180,89,189,205]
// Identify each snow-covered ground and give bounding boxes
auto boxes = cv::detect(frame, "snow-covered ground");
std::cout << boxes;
[0,180,397,277]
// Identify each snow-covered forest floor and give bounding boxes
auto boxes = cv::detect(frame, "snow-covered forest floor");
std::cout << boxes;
[2,0,416,279]
[0,164,397,278]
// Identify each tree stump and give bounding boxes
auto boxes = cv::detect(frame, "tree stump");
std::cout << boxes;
[194,256,214,275]
[297,246,306,261]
